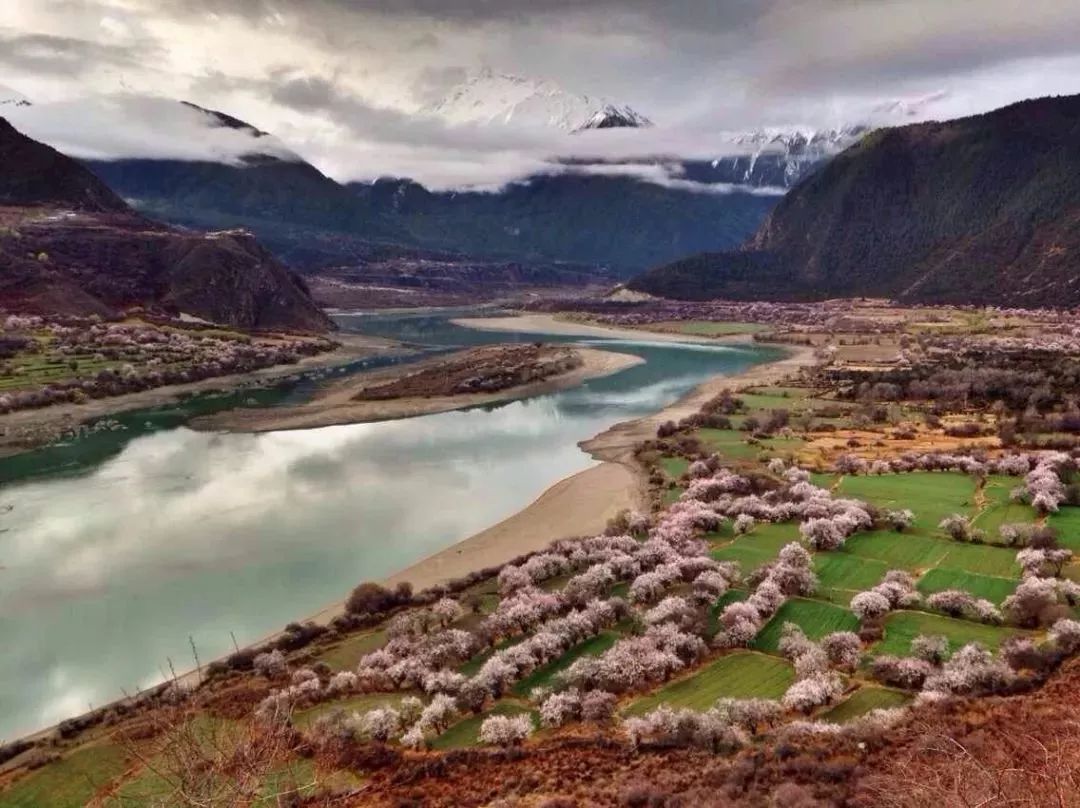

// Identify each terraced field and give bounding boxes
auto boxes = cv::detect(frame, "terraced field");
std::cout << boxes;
[0,743,128,808]
[432,702,537,751]
[1049,506,1080,553]
[752,599,860,652]
[624,652,795,715]
[823,687,911,723]
[511,631,621,697]
[915,567,1017,604]
[874,610,1023,657]
[295,693,412,729]
[315,630,387,672]
[835,473,978,533]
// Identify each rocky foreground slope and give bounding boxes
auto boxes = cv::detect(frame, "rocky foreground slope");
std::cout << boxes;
[630,94,1080,308]
[0,117,331,332]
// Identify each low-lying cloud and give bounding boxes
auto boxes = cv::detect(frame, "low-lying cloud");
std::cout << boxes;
[3,0,1080,189]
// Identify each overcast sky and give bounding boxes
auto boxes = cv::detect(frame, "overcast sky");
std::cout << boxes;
[4,0,1080,188]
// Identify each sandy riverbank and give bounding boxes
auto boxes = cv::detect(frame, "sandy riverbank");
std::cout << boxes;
[456,313,818,464]
[7,312,818,746]
[299,317,817,624]
[190,346,643,433]
[0,333,398,459]
[452,313,728,343]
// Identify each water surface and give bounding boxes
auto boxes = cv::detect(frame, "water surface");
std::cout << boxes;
[0,313,778,738]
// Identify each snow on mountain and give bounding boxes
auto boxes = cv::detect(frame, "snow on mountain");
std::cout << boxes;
[684,125,868,189]
[0,84,31,108]
[577,105,653,131]
[423,68,651,131]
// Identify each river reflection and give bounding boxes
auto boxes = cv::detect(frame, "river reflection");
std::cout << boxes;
[0,315,777,738]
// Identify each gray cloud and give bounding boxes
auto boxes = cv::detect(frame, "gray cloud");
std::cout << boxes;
[0,29,160,76]
[4,0,1080,189]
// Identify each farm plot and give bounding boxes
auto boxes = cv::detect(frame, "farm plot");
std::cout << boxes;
[874,610,1022,658]
[752,598,859,653]
[822,687,911,723]
[624,652,794,715]
[916,567,1017,605]
[835,472,977,533]
[511,631,621,697]
[658,456,690,480]
[814,553,891,602]
[696,429,759,460]
[0,743,129,808]
[842,531,1019,578]
[315,630,387,672]
[1049,506,1080,553]
[710,522,800,575]
[432,702,536,750]
[974,474,1038,534]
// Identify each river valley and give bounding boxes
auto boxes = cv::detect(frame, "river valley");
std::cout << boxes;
[0,311,779,740]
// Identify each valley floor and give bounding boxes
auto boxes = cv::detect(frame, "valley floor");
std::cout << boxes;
[14,301,1080,806]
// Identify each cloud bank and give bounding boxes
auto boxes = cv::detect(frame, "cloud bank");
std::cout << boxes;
[3,1,1080,188]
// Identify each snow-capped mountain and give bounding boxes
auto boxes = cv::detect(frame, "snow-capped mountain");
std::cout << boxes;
[0,84,31,108]
[678,125,868,189]
[423,68,651,131]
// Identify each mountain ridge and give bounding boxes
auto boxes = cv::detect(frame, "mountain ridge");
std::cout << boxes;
[629,93,1080,308]
[422,68,651,131]
[0,116,332,331]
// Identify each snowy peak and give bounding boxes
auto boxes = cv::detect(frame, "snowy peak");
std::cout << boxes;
[725,125,869,156]
[0,83,31,108]
[577,105,653,131]
[689,125,869,189]
[423,68,651,132]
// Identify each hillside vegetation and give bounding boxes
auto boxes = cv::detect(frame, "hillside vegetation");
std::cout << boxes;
[0,117,331,332]
[631,94,1080,307]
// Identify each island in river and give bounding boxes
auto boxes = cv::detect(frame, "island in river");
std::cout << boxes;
[191,342,643,432]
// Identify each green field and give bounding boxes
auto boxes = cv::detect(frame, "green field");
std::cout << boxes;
[1049,506,1080,553]
[294,693,412,729]
[916,567,1017,604]
[662,486,685,506]
[842,530,1019,578]
[874,610,1021,658]
[709,522,801,571]
[0,743,128,808]
[431,702,536,750]
[696,429,759,459]
[710,543,777,576]
[752,598,859,652]
[815,553,891,599]
[707,589,749,637]
[822,687,911,723]
[658,456,690,479]
[975,475,1038,533]
[836,472,977,533]
[511,631,620,697]
[624,652,794,715]
[315,630,387,671]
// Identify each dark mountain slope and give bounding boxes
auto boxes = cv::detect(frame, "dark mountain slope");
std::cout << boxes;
[349,174,777,272]
[630,94,1080,307]
[0,118,127,213]
[0,118,331,332]
[82,101,778,274]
